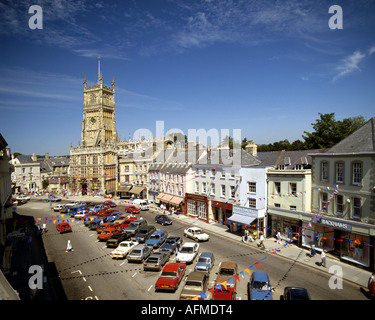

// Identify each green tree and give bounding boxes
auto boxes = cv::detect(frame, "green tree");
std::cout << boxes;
[302,113,366,149]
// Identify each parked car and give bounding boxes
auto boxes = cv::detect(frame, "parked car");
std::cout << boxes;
[134,225,156,243]
[179,271,209,300]
[155,263,186,292]
[124,205,141,214]
[133,199,149,211]
[97,227,122,241]
[54,204,64,212]
[16,195,30,201]
[110,240,139,259]
[106,232,131,248]
[96,222,117,233]
[213,286,237,300]
[282,287,310,300]
[127,245,153,263]
[160,236,183,255]
[46,196,61,202]
[215,261,238,290]
[194,252,215,273]
[103,200,117,207]
[145,230,168,248]
[124,219,148,235]
[247,271,273,300]
[155,214,172,226]
[176,242,199,264]
[184,227,209,242]
[143,252,170,271]
[56,222,72,233]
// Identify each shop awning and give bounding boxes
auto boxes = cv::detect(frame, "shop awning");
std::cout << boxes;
[161,194,173,203]
[157,193,165,200]
[118,185,132,192]
[228,214,256,226]
[129,186,146,194]
[169,196,184,206]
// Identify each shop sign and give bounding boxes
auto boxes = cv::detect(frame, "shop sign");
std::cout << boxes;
[319,217,352,231]
[233,205,260,218]
[211,201,232,210]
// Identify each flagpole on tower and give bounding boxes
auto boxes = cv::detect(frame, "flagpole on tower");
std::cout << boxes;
[98,56,101,82]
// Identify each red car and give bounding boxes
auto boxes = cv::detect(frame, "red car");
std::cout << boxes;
[56,222,72,233]
[124,206,140,214]
[96,222,117,233]
[103,200,117,207]
[97,228,122,241]
[213,287,236,300]
[155,263,186,292]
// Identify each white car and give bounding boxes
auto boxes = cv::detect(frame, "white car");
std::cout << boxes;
[176,242,199,264]
[53,204,64,212]
[16,195,30,201]
[111,240,139,259]
[184,227,210,242]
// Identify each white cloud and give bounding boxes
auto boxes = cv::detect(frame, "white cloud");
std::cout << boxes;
[332,50,366,82]
[369,46,375,55]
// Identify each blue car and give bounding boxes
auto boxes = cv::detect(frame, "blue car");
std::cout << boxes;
[155,215,172,226]
[145,230,168,248]
[247,272,273,300]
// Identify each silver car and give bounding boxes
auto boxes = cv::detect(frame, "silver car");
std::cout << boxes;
[127,245,152,263]
[194,252,215,273]
[143,252,170,271]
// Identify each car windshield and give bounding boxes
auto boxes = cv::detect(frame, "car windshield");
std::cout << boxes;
[185,281,203,288]
[253,281,270,291]
[138,230,147,234]
[129,222,139,228]
[160,271,177,278]
[180,247,193,253]
[194,229,203,234]
[165,239,176,244]
[147,258,159,263]
[198,257,210,263]
[150,235,160,239]
[131,250,142,256]
[219,268,235,276]
[120,243,129,248]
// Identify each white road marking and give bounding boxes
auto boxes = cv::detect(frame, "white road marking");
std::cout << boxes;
[88,286,93,292]
[132,272,137,278]
[82,277,87,282]
[148,285,153,292]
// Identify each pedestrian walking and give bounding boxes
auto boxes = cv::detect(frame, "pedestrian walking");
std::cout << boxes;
[368,272,375,297]
[320,249,327,267]
[258,233,265,249]
[276,231,282,244]
[311,243,316,257]
[66,239,73,252]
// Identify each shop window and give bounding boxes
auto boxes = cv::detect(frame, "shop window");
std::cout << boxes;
[248,198,256,208]
[230,186,235,198]
[274,182,281,195]
[321,161,329,182]
[336,162,344,184]
[352,162,362,185]
[248,182,256,193]
[289,183,297,195]
[221,185,226,197]
[352,197,361,219]
[336,194,344,215]
[321,192,328,211]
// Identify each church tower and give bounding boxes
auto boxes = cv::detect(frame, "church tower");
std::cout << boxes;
[81,58,118,146]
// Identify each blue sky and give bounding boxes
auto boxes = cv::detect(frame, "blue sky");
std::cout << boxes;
[0,0,374,156]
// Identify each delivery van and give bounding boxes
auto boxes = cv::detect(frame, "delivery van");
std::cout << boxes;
[132,199,149,211]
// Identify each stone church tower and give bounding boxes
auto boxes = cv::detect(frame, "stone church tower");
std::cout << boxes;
[81,71,118,146]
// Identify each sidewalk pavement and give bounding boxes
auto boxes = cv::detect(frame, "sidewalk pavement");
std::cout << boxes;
[62,196,374,291]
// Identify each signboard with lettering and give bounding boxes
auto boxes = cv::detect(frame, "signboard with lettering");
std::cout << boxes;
[319,217,352,231]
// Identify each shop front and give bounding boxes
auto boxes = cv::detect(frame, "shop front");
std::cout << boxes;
[229,206,265,237]
[301,216,373,269]
[186,193,208,223]
[211,200,232,225]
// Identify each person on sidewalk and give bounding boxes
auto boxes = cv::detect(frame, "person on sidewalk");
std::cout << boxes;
[368,272,375,297]
[276,231,282,244]
[258,232,265,249]
[66,239,73,252]
[311,243,316,258]
[320,249,327,267]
